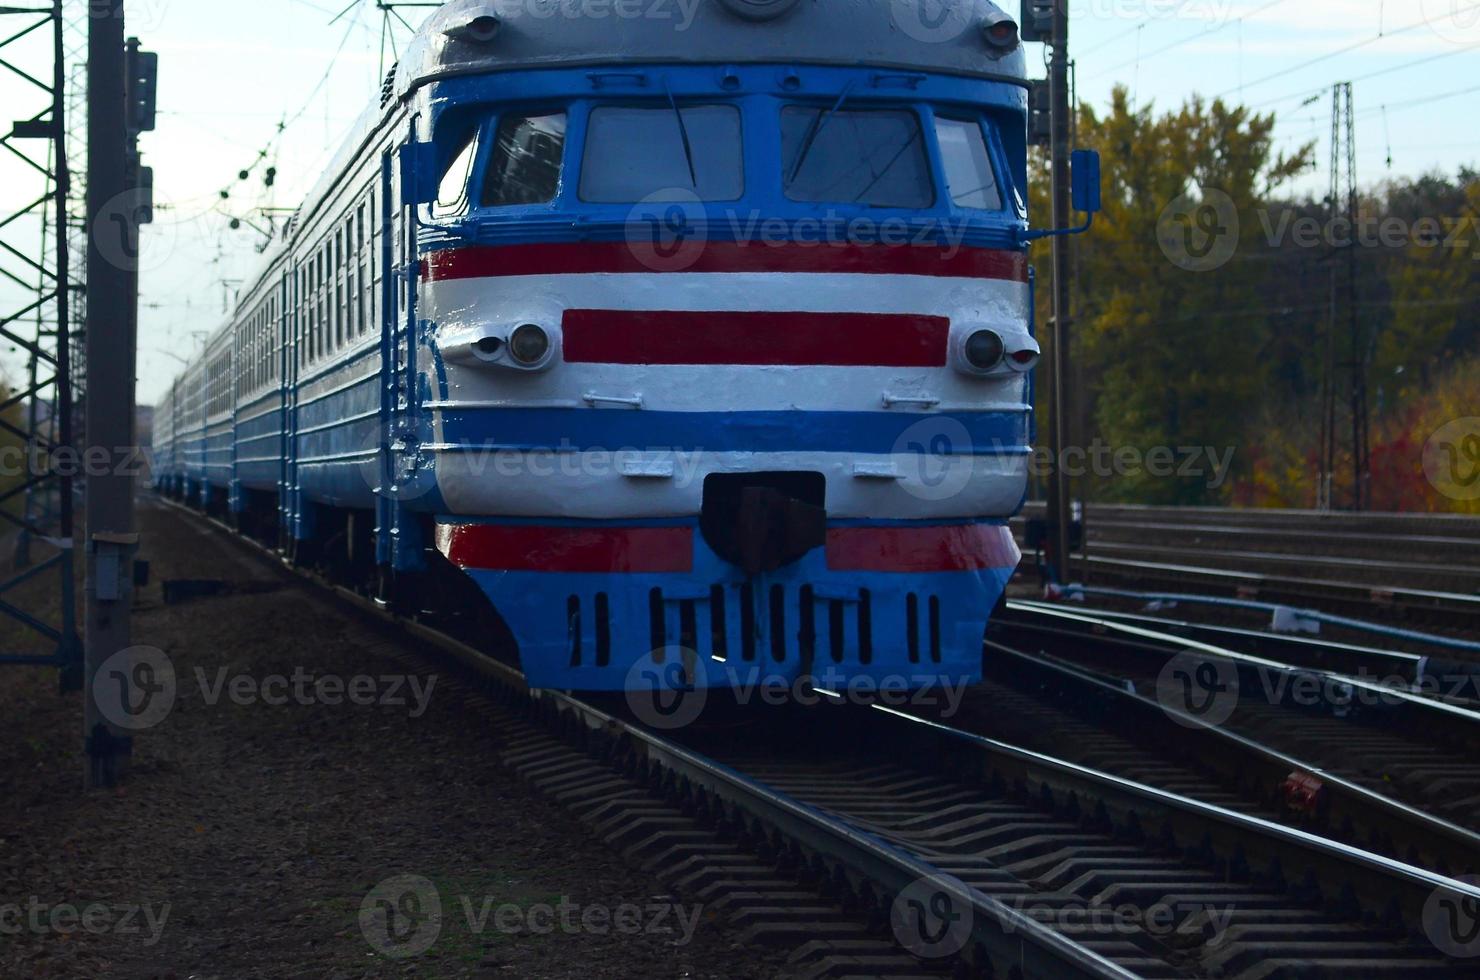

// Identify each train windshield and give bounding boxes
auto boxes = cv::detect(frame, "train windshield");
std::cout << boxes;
[579,105,743,202]
[781,107,933,208]
[482,111,567,207]
[935,116,1003,211]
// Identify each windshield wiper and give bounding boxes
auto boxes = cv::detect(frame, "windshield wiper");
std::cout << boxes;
[786,82,856,187]
[664,79,698,188]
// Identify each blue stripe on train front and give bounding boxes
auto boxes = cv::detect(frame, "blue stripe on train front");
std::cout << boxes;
[433,408,1029,456]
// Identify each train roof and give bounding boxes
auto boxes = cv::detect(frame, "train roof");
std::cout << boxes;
[395,0,1030,97]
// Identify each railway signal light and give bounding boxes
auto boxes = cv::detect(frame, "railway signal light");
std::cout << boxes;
[1028,80,1051,147]
[126,38,158,134]
[1018,0,1061,44]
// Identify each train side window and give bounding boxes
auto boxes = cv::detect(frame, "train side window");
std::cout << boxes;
[580,105,740,203]
[781,107,933,208]
[935,116,1002,211]
[483,112,567,207]
[435,129,479,217]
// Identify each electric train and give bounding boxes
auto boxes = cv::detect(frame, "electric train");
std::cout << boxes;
[153,0,1070,692]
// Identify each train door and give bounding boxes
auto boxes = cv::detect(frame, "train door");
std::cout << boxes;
[375,122,429,579]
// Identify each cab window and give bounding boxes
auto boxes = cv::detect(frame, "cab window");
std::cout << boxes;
[782,107,933,208]
[434,129,478,217]
[935,116,1003,210]
[579,105,743,203]
[482,111,568,207]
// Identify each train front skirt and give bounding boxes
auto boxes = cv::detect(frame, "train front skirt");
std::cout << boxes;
[436,520,1019,692]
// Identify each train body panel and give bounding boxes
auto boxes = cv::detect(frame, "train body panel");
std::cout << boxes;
[153,0,1036,691]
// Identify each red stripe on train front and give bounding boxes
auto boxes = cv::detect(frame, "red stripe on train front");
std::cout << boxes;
[422,242,1028,282]
[437,524,694,573]
[562,310,948,367]
[826,524,1021,573]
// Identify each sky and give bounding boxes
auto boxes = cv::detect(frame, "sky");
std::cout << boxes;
[0,0,1477,406]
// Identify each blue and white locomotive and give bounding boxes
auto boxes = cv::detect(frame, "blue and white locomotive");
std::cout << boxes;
[154,0,1075,692]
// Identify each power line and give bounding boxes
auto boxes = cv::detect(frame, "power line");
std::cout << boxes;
[1248,42,1480,111]
[1083,0,1296,82]
[1213,1,1480,100]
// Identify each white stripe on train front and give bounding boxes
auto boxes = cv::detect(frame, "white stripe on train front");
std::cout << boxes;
[433,448,1029,521]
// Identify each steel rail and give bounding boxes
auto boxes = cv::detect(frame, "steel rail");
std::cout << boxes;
[972,634,1480,875]
[157,496,1132,980]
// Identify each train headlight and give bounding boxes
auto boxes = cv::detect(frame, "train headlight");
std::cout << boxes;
[964,329,1006,371]
[444,14,500,44]
[509,323,552,367]
[982,13,1020,50]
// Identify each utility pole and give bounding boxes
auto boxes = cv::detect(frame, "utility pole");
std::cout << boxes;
[83,0,137,789]
[1030,0,1075,583]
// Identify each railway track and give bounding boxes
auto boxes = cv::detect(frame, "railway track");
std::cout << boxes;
[1035,606,1480,709]
[159,496,1480,977]
[1012,503,1480,634]
[990,604,1480,854]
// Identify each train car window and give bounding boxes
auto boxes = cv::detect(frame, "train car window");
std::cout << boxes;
[935,116,1003,211]
[482,112,567,207]
[579,105,741,203]
[435,129,479,217]
[782,107,932,208]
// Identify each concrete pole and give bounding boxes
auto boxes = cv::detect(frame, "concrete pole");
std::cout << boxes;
[1043,1,1075,584]
[83,0,137,788]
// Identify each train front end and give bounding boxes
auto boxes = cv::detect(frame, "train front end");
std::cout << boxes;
[409,0,1036,691]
